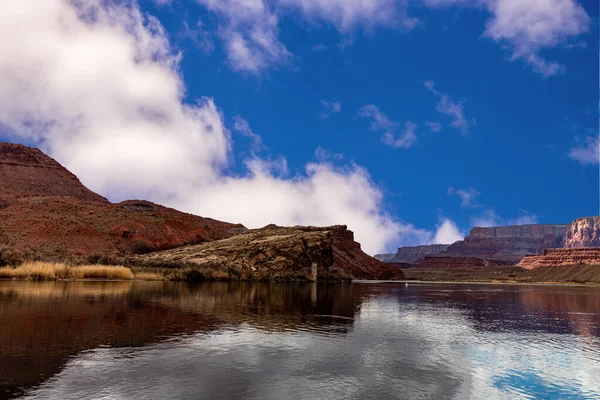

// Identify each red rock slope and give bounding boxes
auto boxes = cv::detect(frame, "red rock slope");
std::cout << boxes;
[0,143,242,262]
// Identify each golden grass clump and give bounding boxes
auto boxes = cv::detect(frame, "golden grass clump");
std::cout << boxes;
[0,262,133,281]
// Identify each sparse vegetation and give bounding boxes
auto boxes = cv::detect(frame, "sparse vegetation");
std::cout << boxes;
[0,262,133,281]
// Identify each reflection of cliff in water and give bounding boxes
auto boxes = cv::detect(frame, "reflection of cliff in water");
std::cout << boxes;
[0,281,360,398]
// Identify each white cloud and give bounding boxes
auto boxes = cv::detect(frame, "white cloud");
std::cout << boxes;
[277,0,419,32]
[0,0,437,255]
[196,0,291,74]
[432,218,464,244]
[448,186,480,208]
[195,0,419,73]
[425,81,471,133]
[359,105,417,149]
[569,134,599,165]
[424,0,591,77]
[425,121,442,133]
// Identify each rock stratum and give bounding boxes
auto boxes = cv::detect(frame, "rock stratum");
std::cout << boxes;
[135,224,404,281]
[517,248,600,269]
[0,143,396,280]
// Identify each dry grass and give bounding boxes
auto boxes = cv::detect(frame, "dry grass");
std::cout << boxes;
[133,271,164,281]
[0,262,133,281]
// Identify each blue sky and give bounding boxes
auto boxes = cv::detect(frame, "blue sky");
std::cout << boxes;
[0,0,598,254]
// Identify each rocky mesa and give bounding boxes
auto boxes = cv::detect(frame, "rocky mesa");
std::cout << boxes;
[438,224,568,263]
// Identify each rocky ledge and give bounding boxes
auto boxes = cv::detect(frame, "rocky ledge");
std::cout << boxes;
[134,225,405,281]
[517,248,600,269]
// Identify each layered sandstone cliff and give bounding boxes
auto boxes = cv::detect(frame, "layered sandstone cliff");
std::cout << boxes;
[135,225,404,281]
[517,248,600,269]
[565,216,600,248]
[441,224,567,263]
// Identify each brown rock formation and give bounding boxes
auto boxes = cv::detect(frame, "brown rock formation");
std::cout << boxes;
[565,216,600,248]
[517,248,600,269]
[136,225,405,281]
[0,143,242,262]
[441,224,567,263]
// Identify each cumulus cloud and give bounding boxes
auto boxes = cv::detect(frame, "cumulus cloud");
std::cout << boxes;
[569,134,599,166]
[359,105,417,149]
[425,81,471,133]
[448,186,480,208]
[423,0,591,77]
[432,219,464,244]
[0,0,440,255]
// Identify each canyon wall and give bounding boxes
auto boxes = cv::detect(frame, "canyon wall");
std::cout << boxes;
[441,224,568,263]
[387,244,450,264]
[565,216,600,248]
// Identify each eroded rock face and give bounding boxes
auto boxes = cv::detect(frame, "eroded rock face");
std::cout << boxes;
[136,225,405,281]
[565,217,600,248]
[517,248,600,269]
[442,224,568,263]
[0,143,242,262]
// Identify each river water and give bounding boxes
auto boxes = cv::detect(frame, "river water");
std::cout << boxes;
[1,281,599,399]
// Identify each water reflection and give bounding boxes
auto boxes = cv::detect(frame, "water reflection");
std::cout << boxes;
[0,281,598,399]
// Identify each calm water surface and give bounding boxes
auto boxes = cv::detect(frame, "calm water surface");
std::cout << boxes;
[1,281,599,399]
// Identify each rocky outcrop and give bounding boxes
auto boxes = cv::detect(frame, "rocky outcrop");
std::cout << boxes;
[387,244,450,264]
[136,225,405,281]
[565,216,600,248]
[417,256,511,268]
[0,143,242,262]
[441,224,568,263]
[517,248,600,269]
